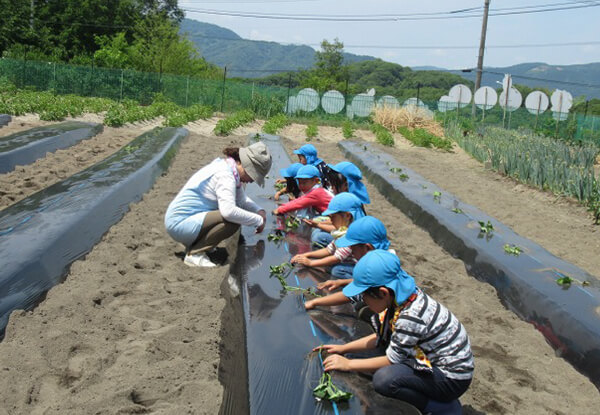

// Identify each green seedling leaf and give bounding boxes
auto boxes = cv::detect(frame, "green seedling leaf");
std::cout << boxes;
[267,232,284,242]
[390,167,403,173]
[556,276,573,286]
[433,191,442,203]
[452,208,464,214]
[478,220,494,233]
[285,216,301,231]
[399,173,409,182]
[312,372,352,403]
[503,244,523,256]
[274,182,286,191]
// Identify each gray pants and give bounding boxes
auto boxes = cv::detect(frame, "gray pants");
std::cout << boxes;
[189,211,240,253]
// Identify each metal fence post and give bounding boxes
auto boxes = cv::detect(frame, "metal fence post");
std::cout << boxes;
[185,76,190,107]
[220,66,227,113]
[120,69,124,102]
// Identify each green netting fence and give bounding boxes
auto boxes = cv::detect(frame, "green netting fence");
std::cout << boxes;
[1,57,598,144]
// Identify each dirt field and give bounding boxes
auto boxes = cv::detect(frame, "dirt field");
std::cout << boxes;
[0,116,598,414]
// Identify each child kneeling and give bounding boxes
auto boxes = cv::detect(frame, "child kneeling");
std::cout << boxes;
[320,250,474,414]
[291,192,365,279]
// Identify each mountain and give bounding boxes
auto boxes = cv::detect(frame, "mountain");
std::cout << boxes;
[180,19,374,78]
[449,62,600,99]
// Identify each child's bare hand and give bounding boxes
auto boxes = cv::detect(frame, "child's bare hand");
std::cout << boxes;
[317,279,344,292]
[290,254,304,264]
[305,299,316,310]
[274,192,281,201]
[293,256,313,267]
[303,218,317,227]
[323,354,351,372]
[314,344,347,355]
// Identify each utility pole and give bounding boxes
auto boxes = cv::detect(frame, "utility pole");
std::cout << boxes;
[472,0,491,117]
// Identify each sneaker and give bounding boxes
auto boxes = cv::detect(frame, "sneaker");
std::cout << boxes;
[184,252,217,267]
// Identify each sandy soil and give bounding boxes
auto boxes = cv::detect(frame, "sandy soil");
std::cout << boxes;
[0,131,246,414]
[281,137,600,414]
[1,117,599,414]
[0,115,164,210]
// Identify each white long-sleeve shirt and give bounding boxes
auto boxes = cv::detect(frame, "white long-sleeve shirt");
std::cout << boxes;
[164,158,264,246]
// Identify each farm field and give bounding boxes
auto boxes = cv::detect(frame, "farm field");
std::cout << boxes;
[0,115,598,413]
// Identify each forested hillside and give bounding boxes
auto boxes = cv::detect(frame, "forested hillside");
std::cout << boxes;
[0,0,221,78]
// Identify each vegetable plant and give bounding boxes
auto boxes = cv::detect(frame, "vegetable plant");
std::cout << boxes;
[274,182,286,191]
[390,167,402,173]
[553,269,590,288]
[214,110,255,136]
[306,122,318,141]
[285,216,301,231]
[503,244,523,256]
[267,231,284,242]
[478,220,494,234]
[433,191,442,203]
[313,371,353,402]
[342,120,355,139]
[399,173,409,182]
[269,262,321,296]
[262,113,289,135]
[451,208,464,214]
[370,123,394,146]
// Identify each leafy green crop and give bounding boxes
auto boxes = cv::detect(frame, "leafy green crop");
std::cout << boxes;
[313,372,353,403]
[263,113,289,134]
[214,110,255,136]
[397,126,453,151]
[274,182,286,191]
[267,231,284,242]
[269,262,321,296]
[433,191,442,203]
[451,208,464,214]
[390,167,402,173]
[306,122,318,141]
[342,120,355,139]
[503,244,523,256]
[370,123,394,146]
[399,173,410,182]
[478,220,494,234]
[285,216,301,231]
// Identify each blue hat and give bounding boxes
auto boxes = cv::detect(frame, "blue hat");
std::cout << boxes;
[279,163,303,178]
[293,144,323,166]
[336,216,390,250]
[321,192,366,220]
[295,164,321,179]
[329,161,370,205]
[343,250,416,304]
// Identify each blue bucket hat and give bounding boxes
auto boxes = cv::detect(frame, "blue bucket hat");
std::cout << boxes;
[279,163,303,179]
[343,250,416,304]
[321,192,366,220]
[295,164,321,179]
[336,216,390,250]
[293,144,323,166]
[329,161,370,205]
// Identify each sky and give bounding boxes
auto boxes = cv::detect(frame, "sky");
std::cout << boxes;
[181,0,600,70]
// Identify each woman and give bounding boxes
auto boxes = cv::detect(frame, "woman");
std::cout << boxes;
[164,142,272,267]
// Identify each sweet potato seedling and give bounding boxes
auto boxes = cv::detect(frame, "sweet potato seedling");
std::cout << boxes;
[399,173,409,182]
[433,191,442,203]
[478,220,494,233]
[312,349,353,403]
[452,208,464,214]
[390,167,402,173]
[285,216,301,231]
[267,231,284,242]
[503,244,522,256]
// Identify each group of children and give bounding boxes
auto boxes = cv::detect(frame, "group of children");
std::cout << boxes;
[274,144,474,415]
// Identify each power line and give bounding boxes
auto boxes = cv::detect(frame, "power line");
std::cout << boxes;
[464,68,600,89]
[182,2,600,21]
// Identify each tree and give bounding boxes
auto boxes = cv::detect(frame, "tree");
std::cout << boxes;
[315,38,347,83]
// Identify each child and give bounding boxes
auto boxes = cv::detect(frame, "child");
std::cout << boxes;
[320,250,474,414]
[274,162,302,201]
[273,165,332,217]
[307,161,370,248]
[291,192,365,279]
[304,216,391,311]
[293,144,330,189]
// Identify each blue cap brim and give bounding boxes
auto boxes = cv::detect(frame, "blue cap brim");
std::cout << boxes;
[342,281,368,298]
[335,234,363,248]
[295,174,318,179]
[293,149,302,155]
[279,168,289,177]
[321,208,339,216]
